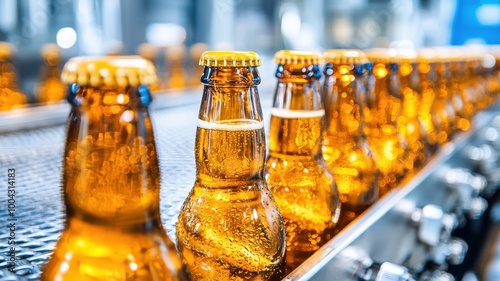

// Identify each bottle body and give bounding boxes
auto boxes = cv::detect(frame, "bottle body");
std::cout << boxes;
[265,56,340,271]
[42,83,188,281]
[321,59,378,229]
[176,64,286,280]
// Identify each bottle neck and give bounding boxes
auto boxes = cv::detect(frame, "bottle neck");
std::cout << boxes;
[323,63,366,138]
[268,63,323,155]
[64,85,160,226]
[196,66,266,182]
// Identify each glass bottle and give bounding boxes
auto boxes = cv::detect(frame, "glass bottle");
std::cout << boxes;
[0,41,27,111]
[137,43,160,92]
[41,57,189,281]
[432,50,457,138]
[364,49,412,196]
[165,45,187,89]
[449,49,476,131]
[416,49,442,150]
[395,50,430,168]
[176,51,286,281]
[35,44,66,103]
[265,50,341,271]
[321,49,377,229]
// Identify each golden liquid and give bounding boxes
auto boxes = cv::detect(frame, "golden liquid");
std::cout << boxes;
[177,121,286,281]
[321,66,378,230]
[365,64,412,195]
[0,60,27,110]
[41,86,188,281]
[266,110,340,271]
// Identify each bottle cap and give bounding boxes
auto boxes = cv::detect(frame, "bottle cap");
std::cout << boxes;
[199,51,261,67]
[274,50,321,65]
[365,48,400,64]
[0,42,15,60]
[416,48,436,63]
[61,56,158,87]
[323,49,368,64]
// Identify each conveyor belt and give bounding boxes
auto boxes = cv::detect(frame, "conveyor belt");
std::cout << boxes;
[0,95,209,280]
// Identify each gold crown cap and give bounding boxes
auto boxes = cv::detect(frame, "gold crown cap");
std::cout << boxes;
[199,51,262,67]
[274,50,321,65]
[323,49,368,64]
[61,56,158,87]
[366,48,400,64]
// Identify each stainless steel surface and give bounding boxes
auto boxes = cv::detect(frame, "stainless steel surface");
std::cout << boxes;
[0,91,499,280]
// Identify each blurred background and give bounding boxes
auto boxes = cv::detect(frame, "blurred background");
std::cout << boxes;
[1,0,500,103]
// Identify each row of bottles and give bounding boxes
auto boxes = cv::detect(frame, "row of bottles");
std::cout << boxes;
[31,45,500,280]
[0,41,207,111]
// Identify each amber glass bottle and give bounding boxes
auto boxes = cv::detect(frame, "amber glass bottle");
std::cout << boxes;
[448,49,474,131]
[137,43,160,91]
[395,50,430,167]
[165,45,187,89]
[364,49,412,195]
[0,42,27,111]
[35,44,66,103]
[416,49,443,150]
[265,50,340,271]
[432,50,458,138]
[321,49,377,229]
[176,51,286,281]
[41,57,189,281]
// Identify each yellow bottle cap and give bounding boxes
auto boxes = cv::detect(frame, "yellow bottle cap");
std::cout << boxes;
[61,56,158,87]
[274,50,321,65]
[366,48,400,64]
[199,51,262,67]
[0,42,15,60]
[323,49,368,64]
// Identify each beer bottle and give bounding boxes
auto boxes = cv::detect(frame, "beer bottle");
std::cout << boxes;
[365,49,412,195]
[35,44,66,103]
[395,50,430,167]
[41,57,189,281]
[265,50,341,271]
[0,41,27,111]
[448,48,473,131]
[176,51,286,280]
[165,45,187,89]
[321,49,378,230]
[432,49,457,138]
[416,49,441,150]
[137,43,160,91]
[189,43,208,87]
